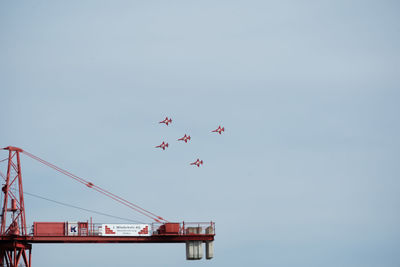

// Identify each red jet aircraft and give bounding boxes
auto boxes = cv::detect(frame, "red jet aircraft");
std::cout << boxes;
[190,159,203,167]
[159,117,172,125]
[177,134,191,143]
[155,141,169,150]
[212,126,225,134]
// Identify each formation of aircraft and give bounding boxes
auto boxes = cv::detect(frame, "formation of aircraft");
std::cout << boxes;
[155,141,169,150]
[159,117,172,126]
[190,159,203,167]
[177,134,191,143]
[156,116,225,167]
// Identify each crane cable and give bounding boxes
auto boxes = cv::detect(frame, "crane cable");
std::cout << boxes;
[22,150,167,223]
[24,191,145,223]
[1,160,144,223]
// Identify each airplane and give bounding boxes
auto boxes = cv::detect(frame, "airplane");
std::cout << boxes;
[190,159,203,167]
[159,117,172,125]
[212,126,225,134]
[155,141,169,150]
[177,134,191,143]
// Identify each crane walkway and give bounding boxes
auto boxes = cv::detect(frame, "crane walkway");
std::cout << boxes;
[1,234,214,243]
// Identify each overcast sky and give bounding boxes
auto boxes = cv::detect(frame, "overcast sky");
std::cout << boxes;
[1,1,399,266]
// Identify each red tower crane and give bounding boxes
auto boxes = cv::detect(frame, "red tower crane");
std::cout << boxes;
[0,146,215,267]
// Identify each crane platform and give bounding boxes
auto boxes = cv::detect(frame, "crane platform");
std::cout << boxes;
[1,234,214,243]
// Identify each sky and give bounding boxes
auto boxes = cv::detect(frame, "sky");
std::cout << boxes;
[1,0,400,266]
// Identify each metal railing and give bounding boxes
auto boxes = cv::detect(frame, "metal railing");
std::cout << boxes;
[30,221,215,237]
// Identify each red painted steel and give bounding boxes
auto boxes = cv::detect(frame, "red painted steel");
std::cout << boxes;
[79,222,88,236]
[0,242,31,267]
[1,148,27,235]
[0,146,215,266]
[0,235,214,243]
[0,147,31,267]
[158,223,180,234]
[30,221,214,240]
[33,222,65,236]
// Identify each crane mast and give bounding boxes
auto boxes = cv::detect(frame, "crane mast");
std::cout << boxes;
[0,146,31,267]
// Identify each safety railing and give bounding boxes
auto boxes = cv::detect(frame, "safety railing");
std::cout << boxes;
[30,221,215,237]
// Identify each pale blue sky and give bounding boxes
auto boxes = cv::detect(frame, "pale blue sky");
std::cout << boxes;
[1,1,400,266]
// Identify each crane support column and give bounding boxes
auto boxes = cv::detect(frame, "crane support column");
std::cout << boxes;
[0,242,32,267]
[1,147,30,266]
